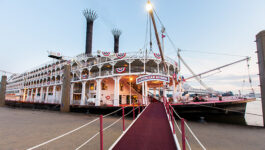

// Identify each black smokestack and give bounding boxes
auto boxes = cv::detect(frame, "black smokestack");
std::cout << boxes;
[83,9,98,56]
[112,28,122,53]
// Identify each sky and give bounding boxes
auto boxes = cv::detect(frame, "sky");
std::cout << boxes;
[0,0,265,94]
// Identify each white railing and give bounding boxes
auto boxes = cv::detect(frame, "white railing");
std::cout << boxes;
[75,51,177,66]
[9,51,177,90]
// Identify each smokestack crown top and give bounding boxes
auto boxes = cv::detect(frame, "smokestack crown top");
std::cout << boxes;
[83,9,98,22]
[112,28,122,38]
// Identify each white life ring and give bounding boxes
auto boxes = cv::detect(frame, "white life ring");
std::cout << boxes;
[106,96,111,100]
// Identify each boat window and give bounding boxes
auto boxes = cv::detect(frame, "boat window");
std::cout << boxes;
[120,83,124,91]
[101,82,107,90]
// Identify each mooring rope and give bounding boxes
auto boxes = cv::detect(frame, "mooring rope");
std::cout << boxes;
[196,103,263,117]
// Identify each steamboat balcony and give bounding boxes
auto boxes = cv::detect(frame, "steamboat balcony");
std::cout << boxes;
[6,51,179,107]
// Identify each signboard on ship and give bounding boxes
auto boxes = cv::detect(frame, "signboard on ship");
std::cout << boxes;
[136,75,169,84]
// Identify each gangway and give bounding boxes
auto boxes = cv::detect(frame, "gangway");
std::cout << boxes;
[110,102,179,150]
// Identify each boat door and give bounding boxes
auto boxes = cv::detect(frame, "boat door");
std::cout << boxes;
[119,95,122,104]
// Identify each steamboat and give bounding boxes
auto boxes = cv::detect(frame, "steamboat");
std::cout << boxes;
[4,3,255,117]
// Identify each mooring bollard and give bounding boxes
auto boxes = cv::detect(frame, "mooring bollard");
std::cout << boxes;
[171,107,175,134]
[122,107,125,131]
[100,115,103,150]
[181,118,186,150]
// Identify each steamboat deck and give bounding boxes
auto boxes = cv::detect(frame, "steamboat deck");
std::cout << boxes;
[5,97,254,117]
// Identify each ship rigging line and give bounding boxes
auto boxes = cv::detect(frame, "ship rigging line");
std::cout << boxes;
[142,13,149,50]
[153,9,178,52]
[0,69,16,75]
[153,9,248,58]
[153,8,255,94]
[196,104,263,117]
[246,59,255,94]
[152,8,213,92]
[179,49,248,58]
[185,57,250,80]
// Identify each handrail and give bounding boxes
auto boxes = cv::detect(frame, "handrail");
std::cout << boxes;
[108,104,150,150]
[27,106,128,150]
[173,119,192,150]
[75,51,177,65]
[75,107,138,150]
[162,97,181,150]
[167,100,207,150]
[27,118,99,150]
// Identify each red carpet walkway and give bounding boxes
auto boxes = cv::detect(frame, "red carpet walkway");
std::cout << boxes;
[113,102,177,150]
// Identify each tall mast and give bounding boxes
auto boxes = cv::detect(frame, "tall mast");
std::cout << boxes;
[146,0,168,73]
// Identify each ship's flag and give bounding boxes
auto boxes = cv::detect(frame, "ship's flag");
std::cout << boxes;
[182,76,186,82]
[178,75,181,82]
[173,72,176,80]
[116,67,126,73]
[154,53,161,59]
[102,51,111,57]
[116,53,126,59]
[175,61,178,67]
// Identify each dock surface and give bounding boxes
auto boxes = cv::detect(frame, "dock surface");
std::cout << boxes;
[112,102,177,150]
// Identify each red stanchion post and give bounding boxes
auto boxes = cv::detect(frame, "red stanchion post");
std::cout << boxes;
[100,115,103,150]
[181,118,186,150]
[133,102,135,120]
[171,106,175,134]
[122,107,125,131]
